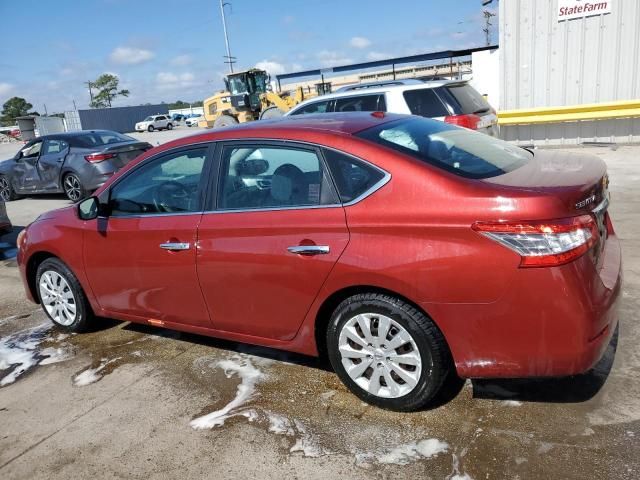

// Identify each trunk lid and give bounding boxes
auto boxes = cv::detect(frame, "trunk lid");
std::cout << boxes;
[100,141,152,168]
[483,150,610,268]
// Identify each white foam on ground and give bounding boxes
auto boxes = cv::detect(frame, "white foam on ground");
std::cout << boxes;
[502,400,523,406]
[190,356,264,429]
[73,357,122,386]
[0,323,74,386]
[357,438,449,466]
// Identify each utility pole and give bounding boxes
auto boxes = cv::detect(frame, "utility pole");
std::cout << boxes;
[483,9,496,46]
[43,104,48,116]
[219,0,236,73]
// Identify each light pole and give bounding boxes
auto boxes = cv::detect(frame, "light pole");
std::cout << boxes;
[219,0,236,73]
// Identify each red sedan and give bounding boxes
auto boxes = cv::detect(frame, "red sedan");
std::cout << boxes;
[17,113,621,411]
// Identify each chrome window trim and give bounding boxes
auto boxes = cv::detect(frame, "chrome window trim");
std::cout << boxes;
[101,138,391,218]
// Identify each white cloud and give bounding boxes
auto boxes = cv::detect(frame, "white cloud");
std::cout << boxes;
[109,47,155,65]
[349,36,371,49]
[317,50,352,68]
[255,60,287,76]
[0,82,14,97]
[156,71,197,90]
[367,51,389,61]
[170,54,193,67]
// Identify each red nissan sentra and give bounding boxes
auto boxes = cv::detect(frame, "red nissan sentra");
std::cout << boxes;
[17,113,621,411]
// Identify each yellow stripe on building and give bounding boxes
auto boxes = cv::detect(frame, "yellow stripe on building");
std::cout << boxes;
[498,100,640,125]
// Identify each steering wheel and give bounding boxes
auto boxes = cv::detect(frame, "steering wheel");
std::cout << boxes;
[152,180,192,213]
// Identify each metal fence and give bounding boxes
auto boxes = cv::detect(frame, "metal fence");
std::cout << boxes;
[74,104,169,133]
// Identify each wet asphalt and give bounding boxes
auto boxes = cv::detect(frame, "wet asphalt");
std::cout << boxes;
[0,138,638,479]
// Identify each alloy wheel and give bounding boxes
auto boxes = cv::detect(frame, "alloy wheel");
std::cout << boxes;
[64,175,81,201]
[0,177,10,201]
[38,270,77,326]
[337,313,422,398]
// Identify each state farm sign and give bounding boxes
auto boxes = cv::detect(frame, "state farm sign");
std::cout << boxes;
[558,0,611,21]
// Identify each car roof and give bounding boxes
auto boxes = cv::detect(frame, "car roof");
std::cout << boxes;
[288,79,468,114]
[159,112,407,147]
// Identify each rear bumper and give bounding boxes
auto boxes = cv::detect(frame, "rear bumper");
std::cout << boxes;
[426,232,622,379]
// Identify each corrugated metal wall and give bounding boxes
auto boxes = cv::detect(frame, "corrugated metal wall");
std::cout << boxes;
[77,104,169,133]
[500,0,640,145]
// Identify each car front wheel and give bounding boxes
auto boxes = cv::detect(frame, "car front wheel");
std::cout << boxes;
[147,125,154,132]
[36,258,93,332]
[326,293,451,411]
[63,173,86,202]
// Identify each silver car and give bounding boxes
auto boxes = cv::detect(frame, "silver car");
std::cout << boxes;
[0,130,151,202]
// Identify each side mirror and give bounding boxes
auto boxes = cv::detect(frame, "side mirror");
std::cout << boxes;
[78,196,99,220]
[14,151,23,161]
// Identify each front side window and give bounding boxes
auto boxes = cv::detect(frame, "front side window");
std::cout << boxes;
[356,117,531,179]
[110,147,208,216]
[21,141,42,158]
[219,145,337,210]
[335,94,385,112]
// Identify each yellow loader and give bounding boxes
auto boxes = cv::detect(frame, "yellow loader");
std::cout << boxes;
[200,68,331,128]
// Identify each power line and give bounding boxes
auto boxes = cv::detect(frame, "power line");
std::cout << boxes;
[482,9,496,46]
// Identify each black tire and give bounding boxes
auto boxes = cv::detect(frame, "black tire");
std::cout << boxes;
[36,258,94,333]
[326,293,451,412]
[147,125,154,132]
[213,114,238,128]
[0,175,20,201]
[166,123,173,130]
[259,106,285,120]
[62,173,86,202]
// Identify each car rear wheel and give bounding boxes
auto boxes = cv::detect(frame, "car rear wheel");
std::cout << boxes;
[326,293,451,411]
[63,173,86,202]
[0,175,19,201]
[36,258,93,332]
[147,125,154,132]
[166,123,173,130]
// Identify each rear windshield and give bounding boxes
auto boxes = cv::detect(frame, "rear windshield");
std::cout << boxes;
[356,117,531,179]
[71,132,135,148]
[443,84,491,115]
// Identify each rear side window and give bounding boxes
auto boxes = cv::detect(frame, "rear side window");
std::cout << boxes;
[356,117,531,179]
[441,84,491,115]
[402,89,449,118]
[335,94,386,113]
[323,149,385,203]
[291,100,333,115]
[218,145,338,210]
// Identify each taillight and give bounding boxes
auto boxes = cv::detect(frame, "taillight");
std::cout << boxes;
[472,215,599,267]
[444,114,481,130]
[85,152,116,163]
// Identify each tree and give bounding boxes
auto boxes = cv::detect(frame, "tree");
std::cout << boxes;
[89,74,130,108]
[1,97,33,126]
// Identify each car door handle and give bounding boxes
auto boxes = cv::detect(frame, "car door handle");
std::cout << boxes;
[287,245,330,256]
[159,242,191,251]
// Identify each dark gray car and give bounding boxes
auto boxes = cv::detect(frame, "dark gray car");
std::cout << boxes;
[0,130,152,202]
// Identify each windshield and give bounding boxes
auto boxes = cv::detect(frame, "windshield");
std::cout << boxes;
[229,75,248,95]
[249,72,268,93]
[72,132,135,148]
[356,117,531,179]
[143,116,153,121]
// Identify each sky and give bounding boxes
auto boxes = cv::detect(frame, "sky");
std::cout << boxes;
[0,0,498,113]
